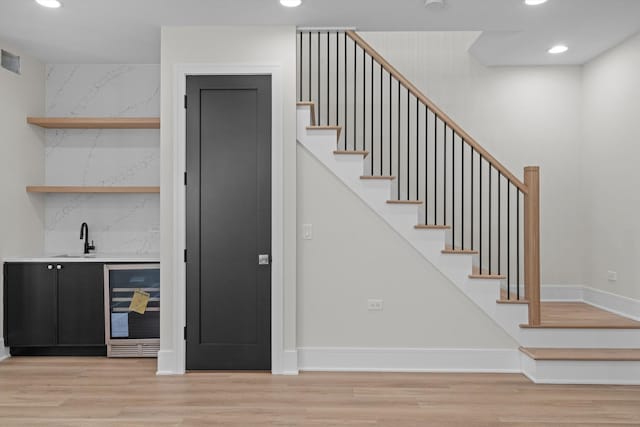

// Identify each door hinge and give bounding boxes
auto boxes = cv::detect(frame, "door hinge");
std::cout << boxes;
[184,325,187,340]
[184,94,187,109]
[184,249,187,263]
[184,171,187,186]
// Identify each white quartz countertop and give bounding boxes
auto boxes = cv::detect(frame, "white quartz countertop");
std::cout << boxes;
[3,254,160,263]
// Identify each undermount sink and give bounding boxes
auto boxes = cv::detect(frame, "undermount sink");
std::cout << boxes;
[54,253,97,258]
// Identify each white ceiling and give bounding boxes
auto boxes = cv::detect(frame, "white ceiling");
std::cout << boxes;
[0,0,639,65]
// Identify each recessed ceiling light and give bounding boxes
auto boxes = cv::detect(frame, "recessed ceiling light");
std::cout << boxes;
[35,0,62,8]
[280,0,302,7]
[548,44,568,54]
[525,0,548,5]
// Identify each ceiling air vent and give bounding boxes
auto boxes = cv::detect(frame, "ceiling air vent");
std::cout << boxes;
[1,49,21,75]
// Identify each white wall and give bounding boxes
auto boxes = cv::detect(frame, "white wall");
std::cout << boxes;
[297,147,516,349]
[160,26,297,368]
[582,32,640,300]
[357,32,585,286]
[0,40,46,351]
[44,65,160,255]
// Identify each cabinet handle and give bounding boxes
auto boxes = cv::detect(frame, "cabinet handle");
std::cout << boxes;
[56,265,63,270]
[47,264,53,270]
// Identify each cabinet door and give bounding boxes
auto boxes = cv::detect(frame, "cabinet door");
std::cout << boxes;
[5,263,57,346]
[57,263,105,346]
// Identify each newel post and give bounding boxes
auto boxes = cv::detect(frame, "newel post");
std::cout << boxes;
[524,166,541,326]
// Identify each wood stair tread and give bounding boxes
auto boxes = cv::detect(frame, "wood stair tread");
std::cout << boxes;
[469,274,507,279]
[334,150,369,157]
[441,248,478,255]
[414,224,451,230]
[386,200,423,205]
[520,347,640,361]
[497,289,529,304]
[360,175,396,180]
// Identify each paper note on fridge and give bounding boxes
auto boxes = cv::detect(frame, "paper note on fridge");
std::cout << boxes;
[129,289,150,314]
[111,313,129,338]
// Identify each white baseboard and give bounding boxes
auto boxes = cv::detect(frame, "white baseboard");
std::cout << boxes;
[298,347,521,373]
[541,284,640,321]
[279,349,299,375]
[156,349,181,375]
[0,339,10,362]
[541,284,584,301]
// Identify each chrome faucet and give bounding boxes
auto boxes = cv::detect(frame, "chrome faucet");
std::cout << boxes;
[80,222,96,255]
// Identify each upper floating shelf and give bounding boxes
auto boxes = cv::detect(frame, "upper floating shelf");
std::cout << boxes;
[26,117,160,129]
[26,186,160,194]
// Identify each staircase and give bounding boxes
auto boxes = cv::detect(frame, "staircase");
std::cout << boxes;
[296,30,640,384]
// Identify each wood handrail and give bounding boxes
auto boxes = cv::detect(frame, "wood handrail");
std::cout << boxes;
[346,30,528,194]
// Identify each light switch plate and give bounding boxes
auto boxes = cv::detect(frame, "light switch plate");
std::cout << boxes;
[303,224,313,240]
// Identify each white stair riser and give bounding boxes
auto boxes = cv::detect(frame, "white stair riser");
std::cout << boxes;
[521,354,640,385]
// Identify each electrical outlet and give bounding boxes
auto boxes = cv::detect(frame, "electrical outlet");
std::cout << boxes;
[367,299,383,311]
[607,271,617,282]
[302,224,313,240]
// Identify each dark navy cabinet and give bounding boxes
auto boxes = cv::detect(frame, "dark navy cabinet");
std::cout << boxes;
[3,262,106,356]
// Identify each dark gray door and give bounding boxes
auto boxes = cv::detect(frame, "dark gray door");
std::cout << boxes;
[186,75,272,370]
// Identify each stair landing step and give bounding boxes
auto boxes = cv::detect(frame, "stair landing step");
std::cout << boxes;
[520,302,640,329]
[520,347,640,361]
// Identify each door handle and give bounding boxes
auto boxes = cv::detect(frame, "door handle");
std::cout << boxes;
[258,254,271,265]
[47,264,53,270]
[56,264,63,270]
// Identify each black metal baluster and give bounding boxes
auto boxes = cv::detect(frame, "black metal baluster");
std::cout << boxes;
[407,89,410,200]
[517,190,521,299]
[471,148,474,250]
[327,32,330,126]
[389,76,392,177]
[359,48,363,152]
[489,164,492,275]
[434,116,438,225]
[317,32,320,125]
[452,130,455,249]
[397,80,400,198]
[425,108,429,223]
[380,65,383,175]
[336,32,339,129]
[444,124,447,227]
[462,139,465,249]
[344,33,347,150]
[371,55,374,174]
[480,155,483,272]
[299,32,302,101]
[354,42,357,150]
[508,182,511,300]
[416,98,419,201]
[308,32,311,102]
[498,172,501,275]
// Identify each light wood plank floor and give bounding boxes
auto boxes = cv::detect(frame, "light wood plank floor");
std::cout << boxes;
[0,357,639,426]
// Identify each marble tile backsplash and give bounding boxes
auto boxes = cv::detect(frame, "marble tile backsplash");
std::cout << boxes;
[44,64,160,255]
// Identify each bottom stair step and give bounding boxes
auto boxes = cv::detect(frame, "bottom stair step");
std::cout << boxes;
[520,347,640,361]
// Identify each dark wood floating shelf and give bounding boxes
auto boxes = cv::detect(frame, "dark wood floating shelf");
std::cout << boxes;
[26,186,160,194]
[26,117,160,129]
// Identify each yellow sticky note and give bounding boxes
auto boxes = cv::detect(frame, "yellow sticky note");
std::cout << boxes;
[129,289,150,314]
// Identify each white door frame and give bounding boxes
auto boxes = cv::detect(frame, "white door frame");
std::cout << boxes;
[171,64,284,374]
